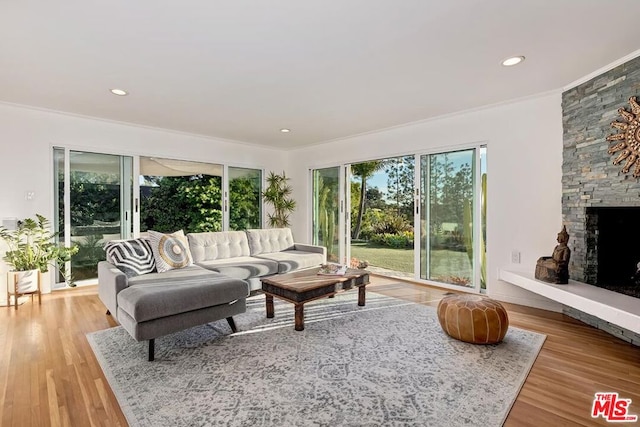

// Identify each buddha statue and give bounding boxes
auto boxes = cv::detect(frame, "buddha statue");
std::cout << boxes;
[535,225,571,284]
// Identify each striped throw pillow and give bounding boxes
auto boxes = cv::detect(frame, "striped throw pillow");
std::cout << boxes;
[105,238,157,278]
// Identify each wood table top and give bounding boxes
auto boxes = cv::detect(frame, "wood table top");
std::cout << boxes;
[260,267,369,293]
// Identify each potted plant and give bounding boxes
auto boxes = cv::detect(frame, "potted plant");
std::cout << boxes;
[0,214,78,294]
[262,171,296,228]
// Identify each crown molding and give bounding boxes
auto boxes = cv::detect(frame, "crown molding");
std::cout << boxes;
[563,49,640,92]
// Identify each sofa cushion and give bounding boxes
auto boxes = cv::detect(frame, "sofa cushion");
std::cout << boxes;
[256,250,325,273]
[196,256,278,280]
[187,231,250,262]
[128,265,218,285]
[246,228,294,256]
[117,275,248,323]
[104,238,156,278]
[148,230,193,272]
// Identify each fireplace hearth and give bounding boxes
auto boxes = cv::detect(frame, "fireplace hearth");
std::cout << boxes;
[585,207,640,298]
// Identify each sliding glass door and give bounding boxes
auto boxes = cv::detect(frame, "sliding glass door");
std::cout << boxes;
[139,157,223,233]
[54,148,133,285]
[350,156,415,277]
[311,145,486,291]
[139,159,264,233]
[54,150,265,287]
[420,147,486,289]
[228,167,262,230]
[312,167,342,263]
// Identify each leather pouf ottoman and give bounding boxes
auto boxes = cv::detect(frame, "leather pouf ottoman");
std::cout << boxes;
[437,294,509,344]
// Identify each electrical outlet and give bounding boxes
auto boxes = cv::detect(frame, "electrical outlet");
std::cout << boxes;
[511,250,521,264]
[25,191,35,200]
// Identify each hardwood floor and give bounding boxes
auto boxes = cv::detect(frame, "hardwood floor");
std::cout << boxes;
[1,278,638,426]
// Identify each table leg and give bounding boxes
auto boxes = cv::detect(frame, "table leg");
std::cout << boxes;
[266,294,274,318]
[358,285,366,306]
[294,303,305,331]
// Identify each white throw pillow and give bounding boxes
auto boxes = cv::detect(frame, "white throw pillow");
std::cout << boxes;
[148,230,193,272]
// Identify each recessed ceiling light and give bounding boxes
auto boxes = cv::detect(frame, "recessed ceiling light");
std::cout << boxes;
[280,128,291,133]
[501,56,525,67]
[110,88,128,96]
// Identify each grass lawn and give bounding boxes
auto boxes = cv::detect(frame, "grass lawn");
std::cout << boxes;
[350,242,472,281]
[350,242,414,274]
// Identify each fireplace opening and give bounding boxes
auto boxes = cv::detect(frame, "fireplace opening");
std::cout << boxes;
[586,207,640,298]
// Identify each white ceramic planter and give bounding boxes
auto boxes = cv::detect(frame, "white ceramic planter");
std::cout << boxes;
[10,269,40,293]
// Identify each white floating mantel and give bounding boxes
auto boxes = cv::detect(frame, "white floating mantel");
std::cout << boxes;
[499,269,640,335]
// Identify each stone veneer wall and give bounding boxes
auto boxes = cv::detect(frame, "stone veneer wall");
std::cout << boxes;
[562,307,640,346]
[562,55,640,283]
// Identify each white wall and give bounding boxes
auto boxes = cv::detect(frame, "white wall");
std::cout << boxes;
[0,103,289,297]
[0,94,567,311]
[287,92,565,311]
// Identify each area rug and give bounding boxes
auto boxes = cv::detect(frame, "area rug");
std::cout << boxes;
[87,292,545,427]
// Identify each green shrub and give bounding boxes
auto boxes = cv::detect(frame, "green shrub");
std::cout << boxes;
[370,231,414,248]
[358,209,384,240]
[356,208,415,241]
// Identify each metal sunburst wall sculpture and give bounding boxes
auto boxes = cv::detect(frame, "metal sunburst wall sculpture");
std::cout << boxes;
[607,96,640,177]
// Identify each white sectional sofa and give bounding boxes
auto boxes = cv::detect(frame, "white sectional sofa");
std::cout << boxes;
[188,228,326,292]
[97,228,326,360]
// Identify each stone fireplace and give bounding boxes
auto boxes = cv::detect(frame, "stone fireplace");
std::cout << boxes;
[499,55,640,345]
[562,54,640,298]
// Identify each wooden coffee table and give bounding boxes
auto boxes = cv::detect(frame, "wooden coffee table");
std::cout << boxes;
[260,267,370,331]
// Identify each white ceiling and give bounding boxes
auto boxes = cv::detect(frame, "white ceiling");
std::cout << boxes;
[2,1,640,149]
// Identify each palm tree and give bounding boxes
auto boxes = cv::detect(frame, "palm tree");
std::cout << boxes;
[351,161,384,239]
